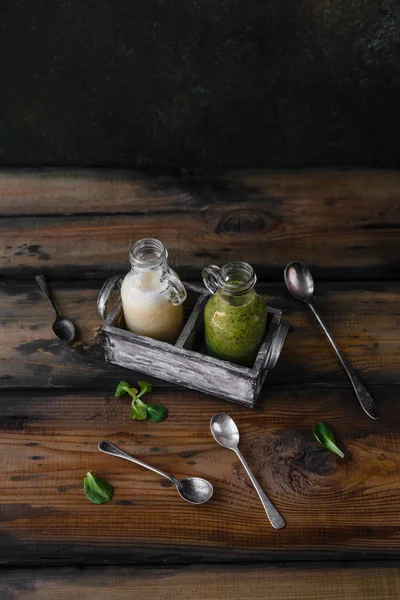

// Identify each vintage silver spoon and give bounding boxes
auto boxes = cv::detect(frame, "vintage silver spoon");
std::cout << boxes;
[210,414,285,529]
[98,441,213,505]
[35,275,76,342]
[284,261,378,420]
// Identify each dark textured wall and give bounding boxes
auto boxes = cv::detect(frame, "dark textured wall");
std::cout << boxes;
[1,1,400,167]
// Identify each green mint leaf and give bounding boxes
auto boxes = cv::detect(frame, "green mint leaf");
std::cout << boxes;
[84,471,114,504]
[146,403,168,422]
[130,403,148,421]
[115,381,137,399]
[312,422,345,458]
[137,380,153,398]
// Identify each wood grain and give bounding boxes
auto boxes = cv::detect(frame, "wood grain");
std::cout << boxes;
[1,169,399,280]
[0,169,191,216]
[1,280,399,390]
[1,387,400,565]
[1,168,399,215]
[2,563,400,600]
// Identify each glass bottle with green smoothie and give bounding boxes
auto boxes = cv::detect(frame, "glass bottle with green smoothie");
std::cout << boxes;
[202,262,267,367]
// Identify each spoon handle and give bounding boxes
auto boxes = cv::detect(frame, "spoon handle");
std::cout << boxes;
[308,301,378,420]
[35,275,60,318]
[235,448,285,529]
[98,441,176,484]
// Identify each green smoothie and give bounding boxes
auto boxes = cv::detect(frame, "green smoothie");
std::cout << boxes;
[204,289,267,367]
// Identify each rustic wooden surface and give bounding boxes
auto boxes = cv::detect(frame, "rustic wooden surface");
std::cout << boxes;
[1,169,400,281]
[1,280,399,389]
[2,563,400,600]
[2,388,400,565]
[1,169,400,597]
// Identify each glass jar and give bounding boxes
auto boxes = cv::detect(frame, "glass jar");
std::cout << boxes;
[121,238,186,343]
[202,262,267,367]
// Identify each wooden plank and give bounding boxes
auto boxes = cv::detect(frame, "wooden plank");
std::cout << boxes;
[1,168,399,216]
[2,562,400,599]
[1,280,399,390]
[0,169,192,216]
[1,169,400,280]
[1,386,400,565]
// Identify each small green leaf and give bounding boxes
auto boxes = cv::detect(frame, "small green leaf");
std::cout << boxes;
[84,471,114,504]
[146,403,168,422]
[130,403,148,421]
[115,381,137,399]
[312,422,345,458]
[137,380,153,398]
[115,379,167,423]
[134,395,148,409]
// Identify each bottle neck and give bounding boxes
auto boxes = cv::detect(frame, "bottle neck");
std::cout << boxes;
[217,262,257,306]
[219,287,255,306]
[128,238,171,292]
[126,238,186,305]
[129,238,168,273]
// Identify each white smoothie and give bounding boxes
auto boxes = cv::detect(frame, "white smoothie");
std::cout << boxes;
[121,269,184,343]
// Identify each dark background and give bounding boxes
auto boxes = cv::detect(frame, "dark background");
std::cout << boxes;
[1,0,400,167]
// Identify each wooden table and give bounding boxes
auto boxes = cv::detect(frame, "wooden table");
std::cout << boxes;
[1,169,400,598]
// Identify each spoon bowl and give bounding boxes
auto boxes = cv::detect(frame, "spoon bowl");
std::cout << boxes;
[176,477,214,504]
[284,261,314,303]
[210,413,240,449]
[52,318,76,343]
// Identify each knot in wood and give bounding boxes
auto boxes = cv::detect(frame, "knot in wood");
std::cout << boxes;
[215,209,277,235]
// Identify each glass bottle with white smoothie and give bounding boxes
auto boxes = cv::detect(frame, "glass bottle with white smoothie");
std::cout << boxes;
[121,238,186,343]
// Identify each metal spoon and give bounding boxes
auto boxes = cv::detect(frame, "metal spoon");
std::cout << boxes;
[210,414,285,529]
[98,441,213,505]
[35,275,76,342]
[284,261,378,420]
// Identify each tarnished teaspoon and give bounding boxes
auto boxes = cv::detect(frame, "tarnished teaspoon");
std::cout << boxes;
[35,275,76,342]
[98,441,213,505]
[284,261,378,420]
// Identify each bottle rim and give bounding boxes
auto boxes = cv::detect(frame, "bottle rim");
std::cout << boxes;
[217,261,256,295]
[129,238,168,271]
